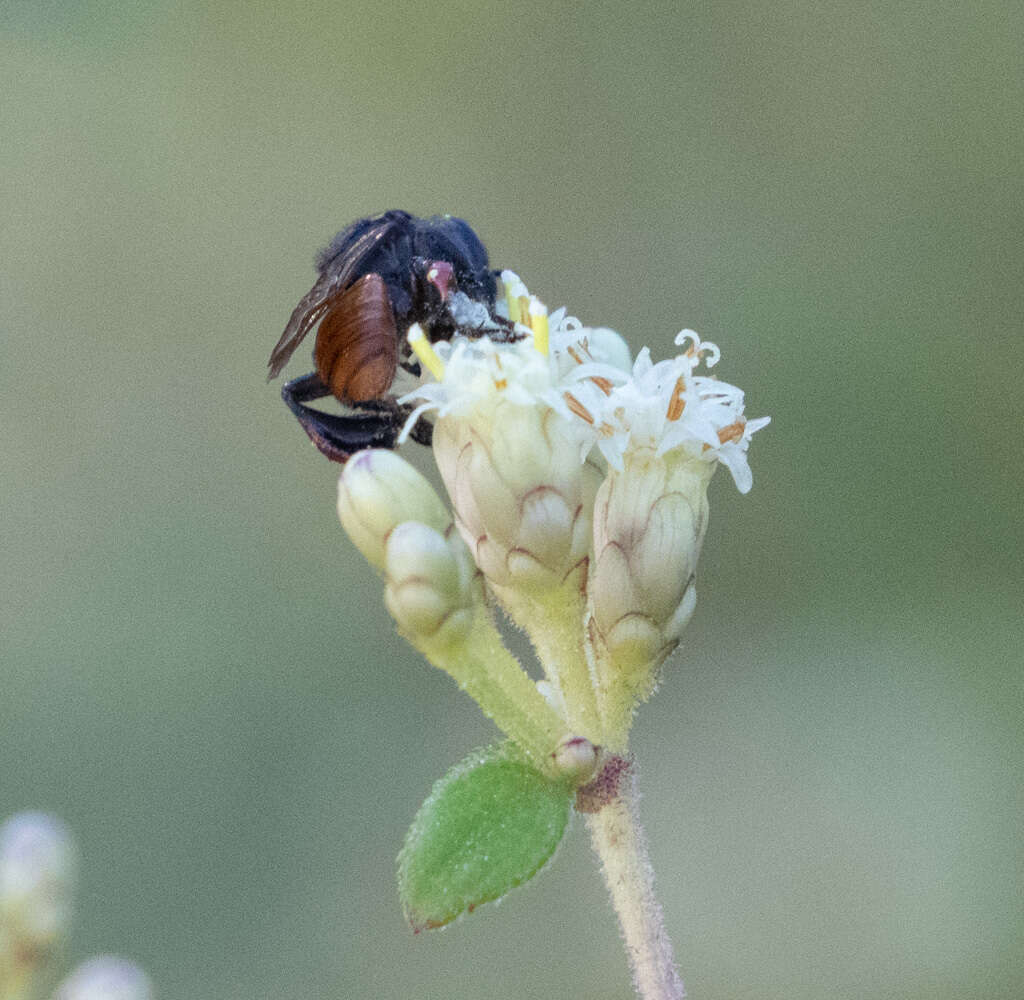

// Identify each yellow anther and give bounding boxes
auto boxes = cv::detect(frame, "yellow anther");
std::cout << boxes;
[407,324,445,380]
[502,275,523,324]
[528,296,549,356]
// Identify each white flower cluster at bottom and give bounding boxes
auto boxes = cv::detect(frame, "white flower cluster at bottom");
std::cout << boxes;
[0,813,152,1000]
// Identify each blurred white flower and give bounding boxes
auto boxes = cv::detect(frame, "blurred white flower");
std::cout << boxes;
[0,812,76,955]
[54,956,153,1000]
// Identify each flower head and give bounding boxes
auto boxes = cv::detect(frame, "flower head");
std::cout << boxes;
[401,279,767,497]
[338,271,767,750]
[560,328,770,492]
[391,276,768,745]
[397,293,624,603]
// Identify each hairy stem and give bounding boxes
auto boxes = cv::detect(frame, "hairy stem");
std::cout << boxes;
[495,573,603,744]
[585,762,685,1000]
[416,610,570,775]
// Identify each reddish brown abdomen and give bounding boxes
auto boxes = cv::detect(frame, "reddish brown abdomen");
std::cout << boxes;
[314,273,398,403]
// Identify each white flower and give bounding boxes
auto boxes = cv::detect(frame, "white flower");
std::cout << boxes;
[355,273,767,747]
[54,956,153,1000]
[397,293,625,600]
[574,329,770,492]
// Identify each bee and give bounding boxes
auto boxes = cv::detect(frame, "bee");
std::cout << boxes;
[267,210,499,463]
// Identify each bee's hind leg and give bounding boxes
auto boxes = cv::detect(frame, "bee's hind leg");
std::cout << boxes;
[281,373,401,464]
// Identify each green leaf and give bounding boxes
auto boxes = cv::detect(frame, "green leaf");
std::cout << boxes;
[398,744,572,931]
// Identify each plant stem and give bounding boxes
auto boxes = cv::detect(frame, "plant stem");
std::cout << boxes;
[496,574,603,744]
[416,610,571,775]
[585,763,685,1000]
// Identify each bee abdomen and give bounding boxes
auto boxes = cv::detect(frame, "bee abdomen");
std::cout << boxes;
[314,273,398,403]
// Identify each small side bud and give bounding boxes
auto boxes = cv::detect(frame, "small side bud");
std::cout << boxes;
[337,449,451,569]
[551,736,600,783]
[54,956,154,1000]
[384,522,479,644]
[0,812,76,958]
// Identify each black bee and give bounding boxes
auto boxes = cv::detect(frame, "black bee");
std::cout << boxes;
[268,210,499,463]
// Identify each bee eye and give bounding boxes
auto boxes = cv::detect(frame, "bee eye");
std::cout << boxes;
[425,260,454,301]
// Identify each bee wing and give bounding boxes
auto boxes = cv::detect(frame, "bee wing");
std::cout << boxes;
[267,213,405,380]
[267,278,337,379]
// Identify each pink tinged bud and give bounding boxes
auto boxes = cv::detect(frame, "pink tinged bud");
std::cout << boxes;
[337,449,452,570]
[551,736,600,782]
[54,956,153,1000]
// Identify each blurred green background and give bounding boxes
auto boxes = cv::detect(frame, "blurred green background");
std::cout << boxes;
[2,1,1022,998]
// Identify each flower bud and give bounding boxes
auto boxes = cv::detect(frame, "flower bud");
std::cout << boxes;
[0,812,76,957]
[434,404,601,598]
[589,447,710,688]
[54,956,154,1000]
[337,449,451,570]
[551,736,600,782]
[384,521,480,644]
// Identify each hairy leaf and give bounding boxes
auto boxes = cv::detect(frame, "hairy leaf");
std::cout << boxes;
[398,744,571,931]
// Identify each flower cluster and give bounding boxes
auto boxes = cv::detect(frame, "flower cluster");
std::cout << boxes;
[338,273,768,756]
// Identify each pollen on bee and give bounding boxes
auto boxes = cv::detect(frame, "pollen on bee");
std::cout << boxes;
[666,375,687,421]
[407,324,445,380]
[563,391,595,424]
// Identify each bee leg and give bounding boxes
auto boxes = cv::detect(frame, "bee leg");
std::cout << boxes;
[281,373,400,463]
[405,410,434,447]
